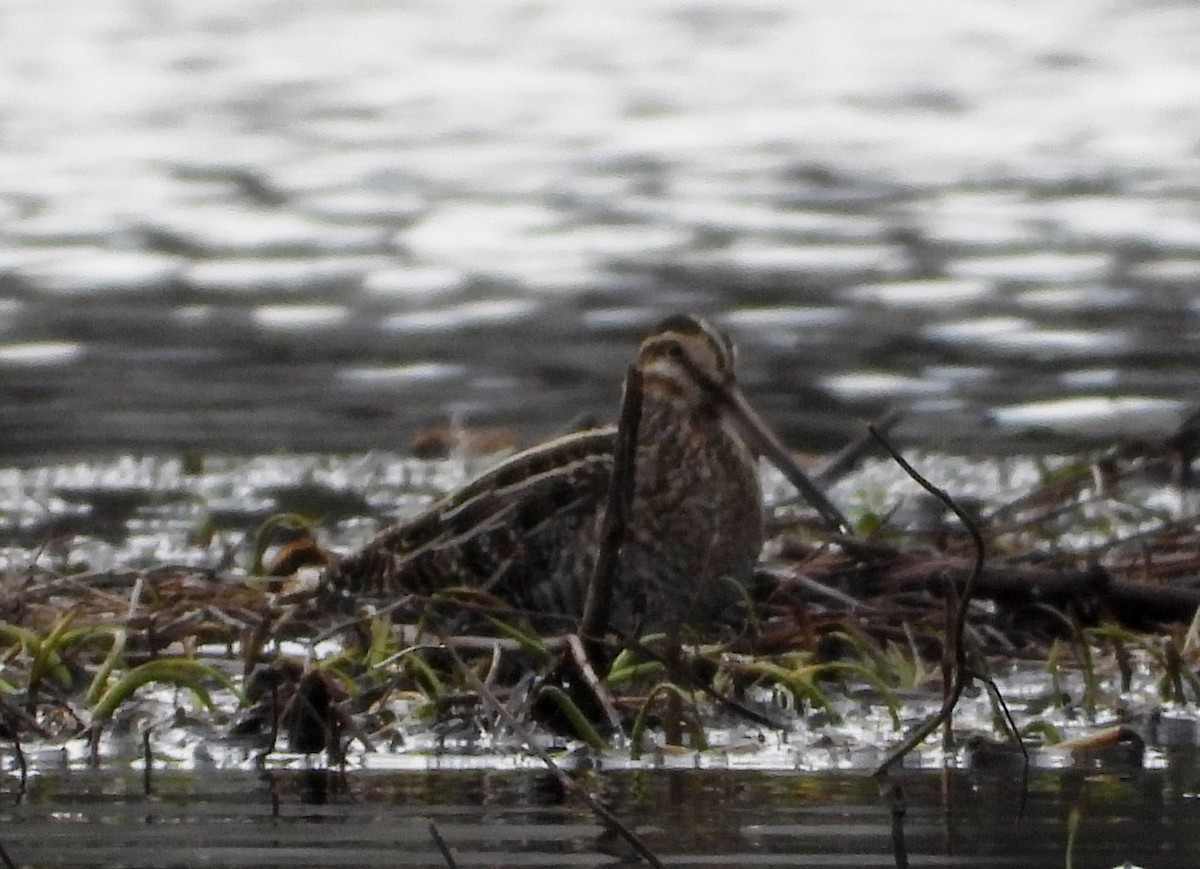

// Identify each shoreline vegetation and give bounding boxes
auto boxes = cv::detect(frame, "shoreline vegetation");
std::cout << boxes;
[2,411,1198,758]
[1,413,1199,864]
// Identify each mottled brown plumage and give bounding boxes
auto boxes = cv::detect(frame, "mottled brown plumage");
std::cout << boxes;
[327,314,827,635]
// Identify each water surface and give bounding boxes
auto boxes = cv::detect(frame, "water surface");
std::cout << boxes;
[6,761,1200,868]
[1,1,1199,458]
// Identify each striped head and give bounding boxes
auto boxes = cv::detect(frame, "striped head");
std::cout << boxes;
[636,315,849,534]
[636,314,739,413]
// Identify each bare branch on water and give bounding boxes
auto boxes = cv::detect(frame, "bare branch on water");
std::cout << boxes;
[868,424,987,776]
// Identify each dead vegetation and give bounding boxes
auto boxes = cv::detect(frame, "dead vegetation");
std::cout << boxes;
[0,421,1197,770]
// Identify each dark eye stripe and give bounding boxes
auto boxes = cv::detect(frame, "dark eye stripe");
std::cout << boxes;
[639,336,687,361]
[647,314,736,380]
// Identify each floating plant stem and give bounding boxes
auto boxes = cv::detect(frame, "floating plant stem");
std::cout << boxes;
[604,660,664,687]
[483,617,552,659]
[535,685,607,751]
[736,659,839,724]
[629,681,706,757]
[89,658,237,729]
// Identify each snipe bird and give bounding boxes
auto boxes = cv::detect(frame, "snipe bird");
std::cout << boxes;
[327,314,845,635]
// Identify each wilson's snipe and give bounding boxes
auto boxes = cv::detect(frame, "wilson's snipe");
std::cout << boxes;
[327,314,845,635]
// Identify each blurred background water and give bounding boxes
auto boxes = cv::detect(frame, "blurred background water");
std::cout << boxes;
[1,0,1199,460]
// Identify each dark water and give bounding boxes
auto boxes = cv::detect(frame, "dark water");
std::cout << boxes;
[6,760,1200,868]
[2,1,1200,459]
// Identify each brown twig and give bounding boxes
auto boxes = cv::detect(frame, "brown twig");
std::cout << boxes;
[870,425,986,777]
[881,556,1200,626]
[564,633,623,734]
[581,364,642,673]
[310,594,419,645]
[815,407,904,486]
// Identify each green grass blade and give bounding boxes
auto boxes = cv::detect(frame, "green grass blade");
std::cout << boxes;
[90,659,238,726]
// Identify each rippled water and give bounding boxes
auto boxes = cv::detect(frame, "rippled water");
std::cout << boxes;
[2,0,1200,459]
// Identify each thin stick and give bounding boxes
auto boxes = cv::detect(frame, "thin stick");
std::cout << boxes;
[757,564,867,611]
[428,820,461,869]
[581,364,642,672]
[254,680,280,765]
[815,408,904,486]
[11,733,26,790]
[310,595,417,645]
[565,633,623,734]
[883,781,909,869]
[971,667,1030,815]
[142,722,154,797]
[941,574,957,753]
[442,641,666,869]
[869,425,985,776]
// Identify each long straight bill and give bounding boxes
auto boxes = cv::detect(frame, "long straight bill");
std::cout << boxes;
[723,387,852,536]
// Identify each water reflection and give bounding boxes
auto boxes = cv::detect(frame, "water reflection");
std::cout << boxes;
[4,761,1199,868]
